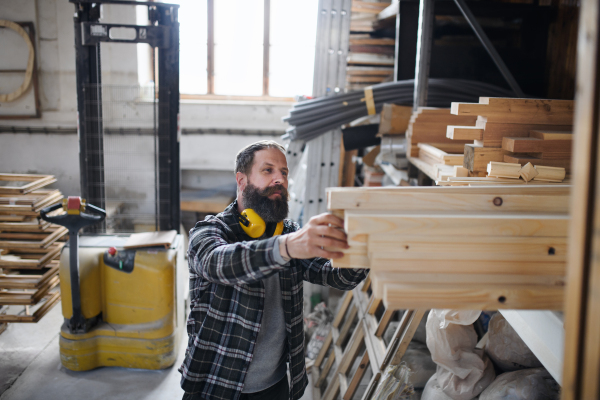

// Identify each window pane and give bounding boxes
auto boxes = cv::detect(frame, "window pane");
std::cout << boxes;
[214,0,264,96]
[177,0,208,94]
[269,0,318,98]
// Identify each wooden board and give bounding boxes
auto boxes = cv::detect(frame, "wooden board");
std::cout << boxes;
[451,98,574,125]
[479,121,573,148]
[502,137,573,153]
[0,219,51,233]
[328,185,570,214]
[504,155,571,172]
[464,144,504,173]
[0,226,67,250]
[530,130,573,140]
[0,290,60,323]
[382,282,563,310]
[0,263,59,289]
[446,126,484,141]
[0,275,59,305]
[0,174,56,195]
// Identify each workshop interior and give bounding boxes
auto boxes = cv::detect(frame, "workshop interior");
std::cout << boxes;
[0,0,598,399]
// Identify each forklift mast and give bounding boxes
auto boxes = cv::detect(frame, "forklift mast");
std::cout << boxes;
[71,0,180,232]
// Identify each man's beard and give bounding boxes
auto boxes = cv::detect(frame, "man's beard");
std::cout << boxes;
[243,182,289,223]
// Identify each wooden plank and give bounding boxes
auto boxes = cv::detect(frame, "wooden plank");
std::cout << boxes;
[336,305,359,347]
[562,0,600,396]
[348,37,395,46]
[345,213,569,239]
[464,144,504,173]
[371,271,564,288]
[333,291,354,328]
[447,125,484,141]
[534,165,566,182]
[368,234,567,262]
[328,188,570,214]
[0,275,59,305]
[0,226,67,249]
[502,137,573,153]
[0,219,52,233]
[0,290,60,323]
[383,283,564,310]
[343,350,369,400]
[374,308,395,338]
[0,264,59,289]
[316,351,336,388]
[314,331,333,369]
[479,121,572,148]
[530,130,573,140]
[368,257,565,276]
[347,53,394,66]
[451,98,574,125]
[388,309,426,366]
[378,104,412,135]
[0,174,56,195]
[504,155,571,172]
[487,161,522,179]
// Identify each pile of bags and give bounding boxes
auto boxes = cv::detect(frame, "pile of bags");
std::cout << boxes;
[420,311,560,400]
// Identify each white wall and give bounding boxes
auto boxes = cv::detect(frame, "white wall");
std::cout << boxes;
[0,0,292,197]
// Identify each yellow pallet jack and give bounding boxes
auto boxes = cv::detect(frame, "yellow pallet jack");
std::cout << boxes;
[41,197,186,371]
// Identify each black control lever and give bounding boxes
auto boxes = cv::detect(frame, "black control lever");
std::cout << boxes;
[40,197,106,333]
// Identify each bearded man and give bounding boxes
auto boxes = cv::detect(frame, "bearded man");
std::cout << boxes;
[179,140,368,400]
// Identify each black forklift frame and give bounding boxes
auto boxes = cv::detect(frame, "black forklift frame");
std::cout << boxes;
[71,0,181,232]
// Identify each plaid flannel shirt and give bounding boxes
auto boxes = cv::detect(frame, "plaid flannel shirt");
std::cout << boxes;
[179,201,368,400]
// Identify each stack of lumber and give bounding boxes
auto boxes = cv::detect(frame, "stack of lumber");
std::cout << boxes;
[0,173,65,323]
[407,107,478,156]
[405,107,477,180]
[327,185,569,310]
[448,97,574,175]
[377,104,412,136]
[347,1,394,91]
[439,161,567,186]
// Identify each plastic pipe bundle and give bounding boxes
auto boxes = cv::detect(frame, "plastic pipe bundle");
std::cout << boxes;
[282,79,516,142]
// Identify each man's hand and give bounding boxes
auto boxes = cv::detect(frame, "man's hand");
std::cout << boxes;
[282,213,349,260]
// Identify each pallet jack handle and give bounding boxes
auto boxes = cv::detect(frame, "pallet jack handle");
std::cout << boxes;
[40,197,106,333]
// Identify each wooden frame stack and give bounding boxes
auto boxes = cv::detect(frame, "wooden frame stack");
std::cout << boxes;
[327,185,569,311]
[450,98,573,175]
[0,173,64,323]
[404,99,574,183]
[347,1,394,91]
[311,278,425,400]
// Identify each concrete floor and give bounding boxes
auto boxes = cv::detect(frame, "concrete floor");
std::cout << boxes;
[0,302,187,400]
[0,302,314,400]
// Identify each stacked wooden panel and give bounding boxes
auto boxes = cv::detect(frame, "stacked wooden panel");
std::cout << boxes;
[327,185,569,310]
[0,173,65,323]
[405,108,477,180]
[448,98,574,175]
[347,1,394,91]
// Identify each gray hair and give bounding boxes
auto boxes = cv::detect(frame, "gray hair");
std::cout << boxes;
[235,140,286,175]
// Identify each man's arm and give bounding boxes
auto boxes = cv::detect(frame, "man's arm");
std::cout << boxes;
[188,217,285,285]
[298,257,368,290]
[281,213,368,289]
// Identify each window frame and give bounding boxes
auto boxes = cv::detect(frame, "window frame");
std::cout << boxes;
[180,0,295,102]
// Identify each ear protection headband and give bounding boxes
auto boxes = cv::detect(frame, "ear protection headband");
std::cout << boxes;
[239,209,284,238]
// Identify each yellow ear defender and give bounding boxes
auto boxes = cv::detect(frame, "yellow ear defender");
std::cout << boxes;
[239,209,284,238]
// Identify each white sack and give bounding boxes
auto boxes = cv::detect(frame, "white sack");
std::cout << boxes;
[485,313,542,372]
[479,368,560,400]
[426,310,495,400]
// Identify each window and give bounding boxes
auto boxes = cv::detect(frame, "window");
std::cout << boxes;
[174,0,319,99]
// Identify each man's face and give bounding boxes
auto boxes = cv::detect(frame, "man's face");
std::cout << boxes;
[245,147,289,197]
[239,147,290,223]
